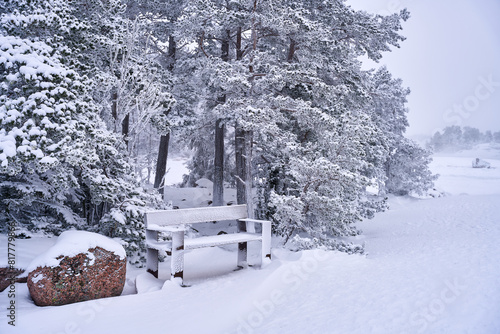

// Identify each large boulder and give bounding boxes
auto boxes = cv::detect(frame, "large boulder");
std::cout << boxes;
[26,231,126,306]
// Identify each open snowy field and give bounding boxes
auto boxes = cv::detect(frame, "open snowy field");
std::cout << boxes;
[1,147,500,334]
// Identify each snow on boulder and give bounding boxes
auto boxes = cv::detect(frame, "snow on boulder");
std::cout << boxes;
[472,158,491,168]
[26,231,126,306]
[195,178,213,188]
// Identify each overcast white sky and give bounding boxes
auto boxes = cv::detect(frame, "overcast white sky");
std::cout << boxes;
[347,0,500,138]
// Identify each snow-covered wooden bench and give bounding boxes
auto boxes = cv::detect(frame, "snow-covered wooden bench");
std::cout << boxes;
[144,204,271,285]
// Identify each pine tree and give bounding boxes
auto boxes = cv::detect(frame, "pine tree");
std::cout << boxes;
[365,66,436,196]
[173,0,413,251]
[384,138,437,196]
[0,0,167,263]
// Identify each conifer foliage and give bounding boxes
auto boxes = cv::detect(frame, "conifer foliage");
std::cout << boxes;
[0,0,165,263]
[171,0,434,251]
[0,0,437,258]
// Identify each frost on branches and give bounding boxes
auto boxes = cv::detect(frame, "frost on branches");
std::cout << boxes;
[174,0,434,253]
[0,33,162,264]
[0,35,89,227]
[0,0,438,258]
[0,0,172,264]
[366,66,437,196]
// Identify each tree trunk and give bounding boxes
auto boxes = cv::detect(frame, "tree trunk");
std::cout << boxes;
[166,35,176,72]
[154,132,170,193]
[244,130,254,218]
[122,113,130,149]
[287,38,297,63]
[213,30,230,206]
[235,27,247,205]
[111,91,118,132]
[235,124,246,205]
[241,11,258,217]
[213,117,225,206]
[236,27,244,60]
[154,35,176,196]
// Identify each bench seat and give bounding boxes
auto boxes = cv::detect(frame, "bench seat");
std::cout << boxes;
[146,232,262,251]
[185,232,263,249]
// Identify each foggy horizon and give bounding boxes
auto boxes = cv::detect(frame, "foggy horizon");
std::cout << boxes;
[348,0,500,138]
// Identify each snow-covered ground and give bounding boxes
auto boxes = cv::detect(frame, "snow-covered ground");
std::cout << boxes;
[163,156,190,187]
[1,146,500,334]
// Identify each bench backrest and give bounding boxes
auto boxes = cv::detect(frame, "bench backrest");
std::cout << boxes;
[145,204,248,227]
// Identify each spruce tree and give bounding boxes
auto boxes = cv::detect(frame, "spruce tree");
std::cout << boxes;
[0,0,166,263]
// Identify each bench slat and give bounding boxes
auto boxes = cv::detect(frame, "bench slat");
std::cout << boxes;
[185,233,262,249]
[145,205,248,227]
[146,233,262,251]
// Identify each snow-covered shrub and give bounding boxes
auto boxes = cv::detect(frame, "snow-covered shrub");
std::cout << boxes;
[0,35,92,231]
[384,138,438,196]
[288,235,364,255]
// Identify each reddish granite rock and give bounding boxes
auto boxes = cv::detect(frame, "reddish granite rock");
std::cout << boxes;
[26,231,126,306]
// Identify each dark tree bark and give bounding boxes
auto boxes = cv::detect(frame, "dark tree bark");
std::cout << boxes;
[236,27,244,60]
[244,130,254,218]
[287,38,297,63]
[154,35,176,196]
[111,91,118,134]
[235,27,247,205]
[154,132,170,191]
[235,125,246,205]
[213,30,230,206]
[213,117,225,206]
[122,113,130,149]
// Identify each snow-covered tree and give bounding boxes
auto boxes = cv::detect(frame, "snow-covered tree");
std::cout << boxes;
[494,131,500,143]
[92,20,174,182]
[365,66,436,196]
[461,126,482,148]
[0,35,91,230]
[428,126,495,152]
[0,0,166,263]
[172,0,415,251]
[384,139,437,196]
[483,130,493,143]
[0,0,433,256]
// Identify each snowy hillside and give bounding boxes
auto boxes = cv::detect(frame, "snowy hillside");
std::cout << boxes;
[1,146,500,334]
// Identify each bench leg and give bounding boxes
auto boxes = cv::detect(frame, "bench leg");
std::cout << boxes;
[237,220,248,268]
[261,221,272,267]
[237,242,248,268]
[146,230,159,278]
[171,230,185,285]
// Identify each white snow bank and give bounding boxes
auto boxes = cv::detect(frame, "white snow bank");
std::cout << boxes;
[195,178,213,188]
[23,231,126,275]
[431,156,500,195]
[1,149,500,334]
[135,273,164,294]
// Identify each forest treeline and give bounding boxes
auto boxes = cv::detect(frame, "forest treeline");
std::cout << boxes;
[0,0,436,261]
[428,126,500,152]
